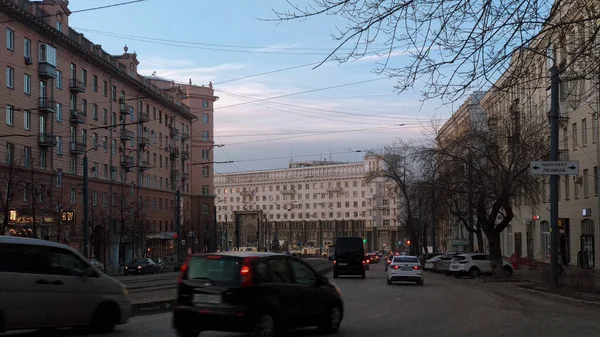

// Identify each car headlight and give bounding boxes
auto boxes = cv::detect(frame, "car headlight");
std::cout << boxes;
[137,266,142,269]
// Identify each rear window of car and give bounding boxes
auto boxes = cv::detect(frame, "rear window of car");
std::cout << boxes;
[392,256,419,263]
[334,238,364,254]
[187,256,242,283]
[453,256,467,261]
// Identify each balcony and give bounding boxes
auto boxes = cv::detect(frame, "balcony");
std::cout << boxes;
[181,149,190,161]
[171,170,180,180]
[69,110,86,124]
[119,101,130,115]
[181,132,190,142]
[139,159,151,171]
[38,133,57,147]
[70,141,85,155]
[69,79,86,93]
[38,62,57,78]
[171,128,179,140]
[138,112,150,123]
[170,146,180,159]
[120,155,134,170]
[182,172,190,181]
[138,135,150,146]
[120,129,134,142]
[38,97,55,113]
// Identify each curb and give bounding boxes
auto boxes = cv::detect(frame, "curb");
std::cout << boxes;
[129,265,333,317]
[513,285,600,308]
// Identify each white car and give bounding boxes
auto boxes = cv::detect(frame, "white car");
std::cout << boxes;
[387,255,424,286]
[448,253,514,278]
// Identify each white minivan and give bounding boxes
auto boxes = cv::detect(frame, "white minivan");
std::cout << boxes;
[0,236,131,333]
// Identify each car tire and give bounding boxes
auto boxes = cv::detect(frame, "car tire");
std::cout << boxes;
[91,302,119,333]
[387,278,392,285]
[175,326,200,337]
[319,305,343,334]
[469,267,481,278]
[253,314,276,337]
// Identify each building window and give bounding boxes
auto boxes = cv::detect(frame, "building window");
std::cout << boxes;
[40,150,46,169]
[202,113,209,124]
[93,75,98,92]
[6,66,14,88]
[202,185,210,195]
[112,139,116,154]
[81,69,87,86]
[6,143,14,164]
[202,149,209,159]
[584,169,590,198]
[56,103,62,122]
[24,146,31,167]
[57,136,63,154]
[6,28,14,50]
[39,43,57,66]
[56,169,62,187]
[202,131,209,141]
[70,188,76,205]
[202,100,209,108]
[111,85,117,101]
[92,133,98,147]
[540,221,550,260]
[92,104,98,120]
[202,167,209,177]
[56,21,62,32]
[70,157,77,174]
[23,110,30,130]
[103,108,108,124]
[24,38,31,58]
[572,123,578,150]
[5,104,14,126]
[582,118,588,146]
[92,191,97,206]
[56,70,62,89]
[23,74,31,94]
[103,80,108,97]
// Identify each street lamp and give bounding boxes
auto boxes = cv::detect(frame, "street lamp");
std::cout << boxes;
[82,145,99,259]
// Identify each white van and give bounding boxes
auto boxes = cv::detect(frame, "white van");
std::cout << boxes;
[0,236,131,333]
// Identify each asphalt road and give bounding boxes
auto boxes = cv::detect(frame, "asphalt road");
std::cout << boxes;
[7,264,600,337]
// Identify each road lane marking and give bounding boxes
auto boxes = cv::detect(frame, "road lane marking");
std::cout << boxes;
[367,312,388,319]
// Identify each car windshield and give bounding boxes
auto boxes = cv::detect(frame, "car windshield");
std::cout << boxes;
[187,256,242,284]
[152,258,161,263]
[392,256,419,263]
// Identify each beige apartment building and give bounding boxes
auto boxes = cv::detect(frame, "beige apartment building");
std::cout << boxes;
[214,156,402,252]
[442,1,600,269]
[0,0,217,269]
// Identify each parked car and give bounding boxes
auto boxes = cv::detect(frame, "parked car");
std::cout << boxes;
[432,253,459,275]
[418,253,442,267]
[449,253,514,278]
[124,258,160,275]
[172,252,344,337]
[89,258,105,273]
[152,258,165,273]
[0,236,130,334]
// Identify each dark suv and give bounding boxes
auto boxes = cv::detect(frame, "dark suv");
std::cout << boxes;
[172,252,344,337]
[332,237,366,278]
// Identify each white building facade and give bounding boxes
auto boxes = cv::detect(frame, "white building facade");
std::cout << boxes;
[214,157,402,252]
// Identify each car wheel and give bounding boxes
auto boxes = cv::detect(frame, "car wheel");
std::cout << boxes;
[176,326,200,337]
[253,314,276,337]
[91,302,119,333]
[469,267,481,278]
[319,305,342,334]
[387,278,392,285]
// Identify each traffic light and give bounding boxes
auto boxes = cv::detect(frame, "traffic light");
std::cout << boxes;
[363,239,367,243]
[406,240,411,246]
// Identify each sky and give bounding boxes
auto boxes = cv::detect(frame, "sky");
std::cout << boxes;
[67,0,458,173]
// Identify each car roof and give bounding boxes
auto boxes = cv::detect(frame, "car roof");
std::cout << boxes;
[189,251,282,258]
[392,255,418,259]
[0,236,72,250]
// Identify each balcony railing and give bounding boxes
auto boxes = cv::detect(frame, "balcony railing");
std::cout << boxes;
[38,97,56,113]
[181,132,190,142]
[119,103,130,114]
[38,133,57,147]
[138,112,150,123]
[182,172,190,181]
[38,62,57,78]
[170,146,180,159]
[120,155,134,170]
[181,150,190,161]
[171,128,179,140]
[139,159,151,170]
[69,110,86,124]
[138,135,150,146]
[69,78,86,93]
[70,141,85,154]
[120,129,134,142]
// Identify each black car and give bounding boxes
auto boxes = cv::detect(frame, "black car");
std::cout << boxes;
[172,252,344,337]
[332,237,366,279]
[152,257,166,273]
[367,253,380,264]
[124,258,159,275]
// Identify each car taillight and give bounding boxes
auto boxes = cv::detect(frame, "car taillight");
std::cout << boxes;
[177,256,191,284]
[240,257,257,288]
[413,265,422,270]
[387,260,392,264]
[333,260,337,265]
[392,265,400,269]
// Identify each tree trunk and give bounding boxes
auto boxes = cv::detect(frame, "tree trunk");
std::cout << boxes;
[486,230,503,276]
[476,230,485,253]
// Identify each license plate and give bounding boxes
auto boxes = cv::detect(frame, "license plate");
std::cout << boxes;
[401,266,412,271]
[338,262,347,266]
[193,294,222,305]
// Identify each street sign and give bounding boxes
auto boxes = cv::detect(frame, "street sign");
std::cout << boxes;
[530,161,579,176]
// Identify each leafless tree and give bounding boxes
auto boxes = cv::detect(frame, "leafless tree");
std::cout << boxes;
[24,165,54,238]
[435,111,548,273]
[270,0,600,103]
[0,147,25,235]
[89,202,111,260]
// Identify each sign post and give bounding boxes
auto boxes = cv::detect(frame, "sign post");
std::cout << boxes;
[530,161,579,176]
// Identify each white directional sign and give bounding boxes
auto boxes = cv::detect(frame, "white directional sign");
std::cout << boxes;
[530,161,579,176]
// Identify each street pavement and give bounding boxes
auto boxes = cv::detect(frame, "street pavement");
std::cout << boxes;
[7,264,600,336]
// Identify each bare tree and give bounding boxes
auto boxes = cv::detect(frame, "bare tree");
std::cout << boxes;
[270,0,600,103]
[0,147,25,235]
[24,165,54,239]
[436,110,548,273]
[88,202,111,260]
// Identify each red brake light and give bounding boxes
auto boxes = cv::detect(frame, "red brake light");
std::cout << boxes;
[240,257,257,288]
[206,255,222,260]
[333,260,337,265]
[392,265,400,269]
[177,256,191,284]
[413,265,422,270]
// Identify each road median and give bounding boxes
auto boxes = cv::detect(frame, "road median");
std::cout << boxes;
[130,259,332,316]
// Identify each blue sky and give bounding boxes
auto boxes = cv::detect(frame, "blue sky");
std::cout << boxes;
[68,0,456,173]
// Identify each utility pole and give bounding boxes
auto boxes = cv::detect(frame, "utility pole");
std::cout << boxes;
[467,158,475,252]
[82,154,89,259]
[176,189,181,262]
[430,181,437,253]
[549,64,560,287]
[213,205,218,252]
